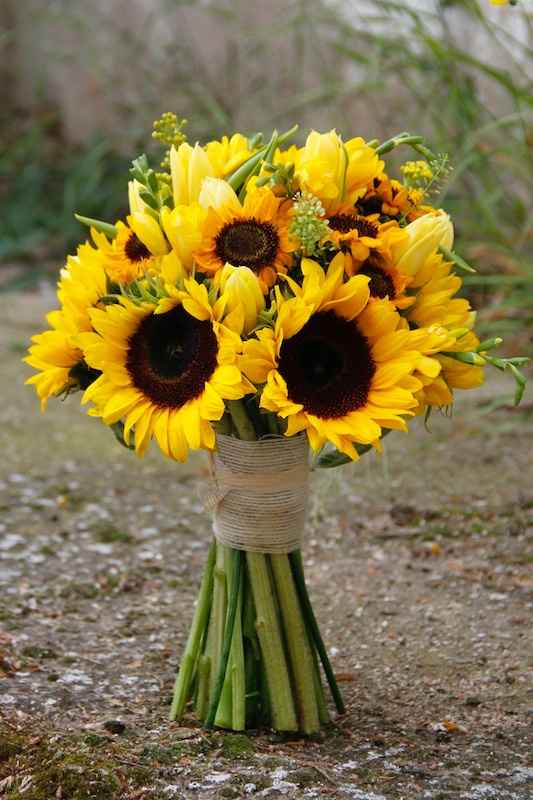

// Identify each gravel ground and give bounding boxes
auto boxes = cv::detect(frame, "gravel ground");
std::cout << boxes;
[1,290,532,800]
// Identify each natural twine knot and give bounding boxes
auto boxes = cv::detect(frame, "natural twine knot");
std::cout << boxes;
[206,433,310,554]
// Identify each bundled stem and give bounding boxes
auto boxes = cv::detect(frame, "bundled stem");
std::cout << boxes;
[170,539,344,733]
[170,402,344,733]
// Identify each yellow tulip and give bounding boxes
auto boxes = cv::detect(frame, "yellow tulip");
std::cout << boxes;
[161,204,207,271]
[198,177,241,212]
[219,264,265,335]
[205,133,252,177]
[295,130,383,204]
[295,130,348,201]
[128,179,146,214]
[170,142,215,207]
[392,212,454,276]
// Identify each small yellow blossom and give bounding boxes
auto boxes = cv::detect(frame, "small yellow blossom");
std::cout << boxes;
[400,160,433,183]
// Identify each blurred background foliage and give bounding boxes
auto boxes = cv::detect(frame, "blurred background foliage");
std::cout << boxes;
[1,0,532,341]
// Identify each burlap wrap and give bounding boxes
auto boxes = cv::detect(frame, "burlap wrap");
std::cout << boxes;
[206,433,310,554]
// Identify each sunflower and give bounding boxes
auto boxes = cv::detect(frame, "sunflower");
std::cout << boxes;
[323,204,413,307]
[241,254,426,459]
[348,251,415,310]
[92,217,168,285]
[25,240,107,408]
[357,174,428,221]
[325,206,383,261]
[401,251,485,408]
[406,251,472,330]
[194,181,295,292]
[409,325,484,409]
[79,279,254,460]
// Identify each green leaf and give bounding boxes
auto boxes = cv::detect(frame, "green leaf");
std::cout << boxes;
[74,214,117,239]
[111,421,134,450]
[439,246,476,273]
[476,337,503,352]
[316,442,373,469]
[147,170,159,194]
[444,351,486,366]
[139,191,159,211]
[508,364,527,407]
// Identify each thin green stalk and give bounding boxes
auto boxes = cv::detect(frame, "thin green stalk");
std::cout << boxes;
[311,645,330,725]
[226,400,257,441]
[270,553,320,734]
[289,550,345,715]
[213,664,233,729]
[230,571,246,730]
[265,412,280,436]
[206,549,244,727]
[208,543,227,698]
[242,565,261,727]
[212,413,232,435]
[247,552,298,732]
[213,546,236,728]
[213,545,246,730]
[169,540,216,721]
[195,655,211,722]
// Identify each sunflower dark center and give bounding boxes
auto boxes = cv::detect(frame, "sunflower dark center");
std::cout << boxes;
[124,233,151,263]
[125,306,218,408]
[278,310,375,419]
[355,195,383,216]
[215,218,279,272]
[360,264,396,299]
[328,213,378,238]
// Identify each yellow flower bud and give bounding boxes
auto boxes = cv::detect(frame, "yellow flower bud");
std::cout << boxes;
[170,142,214,207]
[296,130,347,201]
[161,204,207,271]
[220,264,265,335]
[128,179,146,214]
[198,177,241,212]
[295,130,383,204]
[392,212,454,275]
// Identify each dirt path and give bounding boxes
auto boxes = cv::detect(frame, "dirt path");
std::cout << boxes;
[1,292,532,799]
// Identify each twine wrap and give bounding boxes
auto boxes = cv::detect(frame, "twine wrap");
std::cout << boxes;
[207,433,310,554]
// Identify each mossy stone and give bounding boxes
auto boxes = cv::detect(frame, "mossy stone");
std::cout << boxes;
[220,733,254,759]
[0,733,25,762]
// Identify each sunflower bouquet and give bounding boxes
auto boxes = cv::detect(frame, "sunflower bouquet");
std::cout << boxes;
[26,117,527,735]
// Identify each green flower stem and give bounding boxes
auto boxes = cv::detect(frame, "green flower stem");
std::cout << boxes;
[213,545,236,728]
[312,647,330,725]
[270,554,320,734]
[246,552,298,732]
[208,544,227,699]
[195,655,211,722]
[265,412,280,436]
[169,540,216,721]
[227,125,298,192]
[213,545,246,730]
[375,132,430,157]
[230,568,246,730]
[212,414,232,436]
[289,550,345,715]
[226,400,257,441]
[206,548,244,728]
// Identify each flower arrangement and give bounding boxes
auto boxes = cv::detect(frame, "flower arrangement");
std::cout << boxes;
[26,117,527,735]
